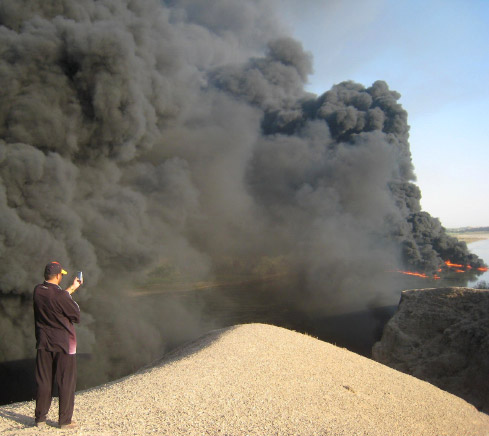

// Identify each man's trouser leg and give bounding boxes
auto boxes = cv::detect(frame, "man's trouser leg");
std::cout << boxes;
[35,349,54,423]
[54,352,77,425]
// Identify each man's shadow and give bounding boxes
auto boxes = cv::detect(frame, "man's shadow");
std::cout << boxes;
[0,409,56,429]
[0,408,61,430]
[0,408,30,425]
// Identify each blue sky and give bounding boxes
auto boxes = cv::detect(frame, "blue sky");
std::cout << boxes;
[281,0,489,228]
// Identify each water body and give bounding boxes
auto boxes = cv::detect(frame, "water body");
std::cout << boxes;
[468,238,489,286]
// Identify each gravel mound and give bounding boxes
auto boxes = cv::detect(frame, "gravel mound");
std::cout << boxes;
[1,323,488,435]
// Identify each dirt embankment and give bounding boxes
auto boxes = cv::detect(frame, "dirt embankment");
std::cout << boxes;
[448,229,489,244]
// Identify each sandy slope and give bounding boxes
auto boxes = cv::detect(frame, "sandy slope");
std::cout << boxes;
[1,323,488,435]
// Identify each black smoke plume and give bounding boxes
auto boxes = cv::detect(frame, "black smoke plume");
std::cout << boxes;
[0,0,485,388]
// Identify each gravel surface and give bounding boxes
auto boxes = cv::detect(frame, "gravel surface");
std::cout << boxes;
[1,323,488,435]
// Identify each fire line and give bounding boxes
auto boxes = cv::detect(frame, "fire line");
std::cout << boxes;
[392,270,441,280]
[445,259,488,273]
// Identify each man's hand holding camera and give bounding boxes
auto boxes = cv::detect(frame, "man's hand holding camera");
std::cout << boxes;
[66,272,83,295]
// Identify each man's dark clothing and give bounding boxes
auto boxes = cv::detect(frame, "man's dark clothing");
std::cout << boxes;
[33,281,80,354]
[33,281,80,425]
[35,349,76,424]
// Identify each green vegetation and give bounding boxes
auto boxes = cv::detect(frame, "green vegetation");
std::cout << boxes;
[447,226,489,233]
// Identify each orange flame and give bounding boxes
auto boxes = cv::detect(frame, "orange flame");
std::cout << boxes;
[397,270,428,278]
[443,259,488,274]
[391,259,487,280]
[394,270,440,280]
[445,260,463,268]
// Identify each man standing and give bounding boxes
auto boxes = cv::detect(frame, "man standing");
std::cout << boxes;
[33,261,83,429]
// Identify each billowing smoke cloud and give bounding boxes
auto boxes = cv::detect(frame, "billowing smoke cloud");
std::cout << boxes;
[0,0,484,384]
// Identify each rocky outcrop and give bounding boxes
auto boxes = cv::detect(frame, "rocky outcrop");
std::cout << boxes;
[372,287,489,413]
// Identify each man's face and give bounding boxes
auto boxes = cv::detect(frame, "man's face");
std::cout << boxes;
[56,273,63,284]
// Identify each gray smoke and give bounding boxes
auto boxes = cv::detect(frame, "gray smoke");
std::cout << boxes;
[0,0,484,381]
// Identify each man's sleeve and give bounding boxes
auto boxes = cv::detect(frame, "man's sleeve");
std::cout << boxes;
[60,292,81,324]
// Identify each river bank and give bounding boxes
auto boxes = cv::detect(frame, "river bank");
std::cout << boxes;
[448,231,489,244]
